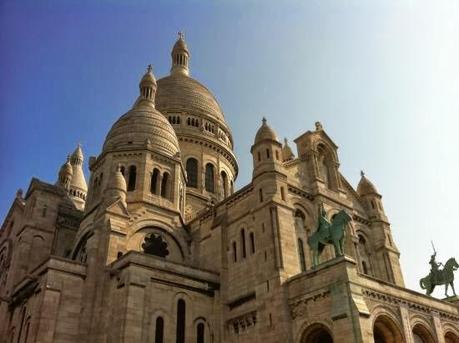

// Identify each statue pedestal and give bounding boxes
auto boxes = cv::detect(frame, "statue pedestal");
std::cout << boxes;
[443,295,459,306]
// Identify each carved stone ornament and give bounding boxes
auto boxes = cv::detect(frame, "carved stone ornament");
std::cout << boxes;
[142,233,169,258]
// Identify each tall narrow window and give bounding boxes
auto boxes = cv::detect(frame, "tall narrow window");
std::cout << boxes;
[205,164,215,193]
[250,232,255,254]
[221,171,228,198]
[151,169,160,194]
[259,189,263,202]
[120,166,125,177]
[186,158,198,188]
[161,172,170,199]
[176,299,186,343]
[155,317,164,343]
[232,242,237,263]
[266,149,270,159]
[127,165,136,191]
[197,323,205,343]
[298,238,306,272]
[241,229,246,259]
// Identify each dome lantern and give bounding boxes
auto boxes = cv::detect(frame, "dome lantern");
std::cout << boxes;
[171,31,190,76]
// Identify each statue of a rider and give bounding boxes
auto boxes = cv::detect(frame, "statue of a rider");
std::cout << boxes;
[429,251,443,284]
[317,205,331,240]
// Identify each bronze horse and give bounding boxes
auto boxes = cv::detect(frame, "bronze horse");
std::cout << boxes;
[308,210,352,267]
[420,257,458,297]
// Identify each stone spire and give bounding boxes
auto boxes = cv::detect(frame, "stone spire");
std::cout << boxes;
[170,31,190,76]
[282,138,295,162]
[134,64,157,109]
[57,155,73,191]
[69,144,88,210]
[105,164,127,206]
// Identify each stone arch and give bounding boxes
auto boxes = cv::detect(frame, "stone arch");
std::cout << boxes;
[299,322,334,343]
[445,331,459,343]
[372,310,405,343]
[193,316,212,343]
[443,324,459,343]
[412,322,435,343]
[150,308,171,343]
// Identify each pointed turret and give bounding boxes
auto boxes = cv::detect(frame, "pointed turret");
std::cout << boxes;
[170,32,190,76]
[69,144,88,210]
[357,171,386,220]
[104,164,127,207]
[57,156,73,191]
[282,138,295,162]
[251,117,284,179]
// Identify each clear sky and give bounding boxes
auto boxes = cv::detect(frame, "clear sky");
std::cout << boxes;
[1,0,458,297]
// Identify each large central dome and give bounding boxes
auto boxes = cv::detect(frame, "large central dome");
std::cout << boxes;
[156,74,225,123]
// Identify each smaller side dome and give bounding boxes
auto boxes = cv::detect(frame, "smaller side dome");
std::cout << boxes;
[254,117,279,144]
[357,171,379,196]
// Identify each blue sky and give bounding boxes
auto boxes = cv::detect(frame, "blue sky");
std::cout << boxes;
[1,0,458,297]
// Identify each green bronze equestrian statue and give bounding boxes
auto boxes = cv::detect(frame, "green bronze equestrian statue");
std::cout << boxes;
[308,205,352,267]
[420,243,458,297]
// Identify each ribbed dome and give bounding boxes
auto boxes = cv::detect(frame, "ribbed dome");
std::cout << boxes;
[357,172,379,196]
[254,118,278,144]
[103,107,180,157]
[156,74,226,122]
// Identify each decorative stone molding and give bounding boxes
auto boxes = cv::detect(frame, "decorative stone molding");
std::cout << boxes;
[228,311,257,335]
[362,288,459,321]
[289,289,331,319]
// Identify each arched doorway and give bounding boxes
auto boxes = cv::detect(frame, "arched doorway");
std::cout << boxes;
[301,324,333,343]
[445,331,459,343]
[412,324,435,343]
[373,315,404,343]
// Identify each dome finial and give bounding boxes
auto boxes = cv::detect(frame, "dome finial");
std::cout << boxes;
[262,117,267,125]
[147,64,153,73]
[171,32,190,76]
[361,170,365,177]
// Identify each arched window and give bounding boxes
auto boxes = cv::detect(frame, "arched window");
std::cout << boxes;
[155,317,164,343]
[250,232,255,254]
[186,158,198,188]
[120,166,125,177]
[232,242,237,263]
[176,299,186,343]
[298,238,306,272]
[241,229,246,259]
[161,172,170,199]
[358,235,372,276]
[197,323,205,343]
[151,169,160,194]
[230,180,234,194]
[127,166,136,191]
[221,171,228,198]
[266,149,270,159]
[205,164,215,193]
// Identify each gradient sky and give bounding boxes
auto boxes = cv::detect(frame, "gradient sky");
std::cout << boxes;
[1,0,458,297]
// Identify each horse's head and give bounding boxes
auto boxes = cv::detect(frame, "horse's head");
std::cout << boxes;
[332,210,352,225]
[445,257,459,271]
